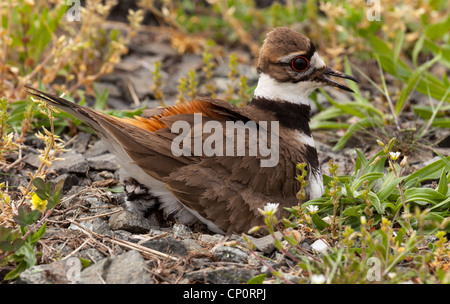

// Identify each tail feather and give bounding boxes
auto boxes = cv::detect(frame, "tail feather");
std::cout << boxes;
[25,85,102,129]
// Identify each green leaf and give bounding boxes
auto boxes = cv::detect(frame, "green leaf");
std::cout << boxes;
[312,213,330,230]
[30,222,47,246]
[437,169,449,196]
[333,117,382,151]
[368,191,384,215]
[351,172,384,192]
[79,257,92,269]
[33,177,52,201]
[354,149,368,175]
[247,273,267,284]
[0,238,26,253]
[425,15,450,41]
[16,242,37,267]
[342,205,362,217]
[93,84,109,111]
[393,30,405,70]
[47,179,64,210]
[404,156,450,187]
[400,188,447,206]
[32,177,46,192]
[394,227,406,247]
[376,173,406,201]
[429,196,450,212]
[412,34,425,67]
[395,55,442,116]
[310,121,351,130]
[13,205,41,227]
[4,260,28,280]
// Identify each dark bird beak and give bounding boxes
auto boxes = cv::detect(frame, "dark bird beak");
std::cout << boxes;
[318,66,358,93]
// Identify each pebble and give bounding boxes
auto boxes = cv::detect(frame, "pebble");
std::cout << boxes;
[108,209,153,234]
[80,250,154,284]
[245,231,282,254]
[173,223,194,239]
[141,238,188,256]
[17,260,75,284]
[212,246,249,264]
[50,151,89,174]
[86,153,120,171]
[200,234,224,244]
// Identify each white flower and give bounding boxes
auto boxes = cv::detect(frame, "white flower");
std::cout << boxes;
[306,205,319,214]
[310,274,326,284]
[389,151,401,160]
[258,202,279,216]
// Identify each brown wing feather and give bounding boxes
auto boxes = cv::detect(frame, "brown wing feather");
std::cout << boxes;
[27,86,307,233]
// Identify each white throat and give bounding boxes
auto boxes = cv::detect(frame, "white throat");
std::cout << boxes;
[253,73,320,105]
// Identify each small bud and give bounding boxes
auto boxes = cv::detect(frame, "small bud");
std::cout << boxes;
[388,137,396,148]
[224,241,237,247]
[376,139,384,147]
[360,216,367,225]
[370,156,383,166]
[248,226,260,234]
[400,156,408,167]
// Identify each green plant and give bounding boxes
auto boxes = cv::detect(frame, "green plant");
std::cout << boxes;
[0,178,63,280]
[244,138,450,283]
[202,40,217,98]
[151,61,166,107]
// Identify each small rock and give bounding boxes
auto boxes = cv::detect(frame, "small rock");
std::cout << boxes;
[50,151,88,174]
[92,218,113,237]
[86,153,120,171]
[199,234,224,244]
[281,273,302,284]
[79,248,106,264]
[113,229,134,242]
[173,223,194,239]
[69,220,94,232]
[182,239,203,252]
[17,259,77,284]
[84,140,109,158]
[245,231,282,254]
[52,173,81,192]
[301,241,313,251]
[80,250,154,284]
[142,238,188,256]
[71,132,92,154]
[22,153,41,168]
[186,266,258,284]
[212,246,249,263]
[109,209,152,233]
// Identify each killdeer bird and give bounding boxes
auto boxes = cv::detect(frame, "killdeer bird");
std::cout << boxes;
[27,27,357,234]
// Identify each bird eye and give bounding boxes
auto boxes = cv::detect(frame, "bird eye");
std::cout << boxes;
[291,56,309,72]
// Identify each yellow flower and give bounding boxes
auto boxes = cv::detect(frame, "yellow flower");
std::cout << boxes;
[31,193,47,213]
